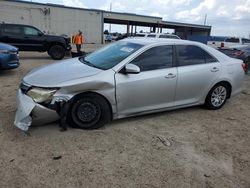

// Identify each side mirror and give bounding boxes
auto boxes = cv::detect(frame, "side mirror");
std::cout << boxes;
[38,32,43,36]
[124,64,140,74]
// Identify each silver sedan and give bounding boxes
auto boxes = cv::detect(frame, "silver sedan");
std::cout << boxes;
[14,38,245,131]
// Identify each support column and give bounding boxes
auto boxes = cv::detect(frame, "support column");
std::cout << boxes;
[127,22,130,36]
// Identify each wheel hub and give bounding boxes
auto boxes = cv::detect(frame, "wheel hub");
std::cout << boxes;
[211,86,227,107]
[77,102,99,122]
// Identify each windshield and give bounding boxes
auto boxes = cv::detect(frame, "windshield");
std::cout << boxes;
[83,41,143,70]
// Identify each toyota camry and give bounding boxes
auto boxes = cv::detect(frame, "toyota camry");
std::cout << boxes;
[14,38,245,131]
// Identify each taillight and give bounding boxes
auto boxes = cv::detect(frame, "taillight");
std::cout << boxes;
[221,42,224,48]
[232,51,244,57]
[242,63,246,72]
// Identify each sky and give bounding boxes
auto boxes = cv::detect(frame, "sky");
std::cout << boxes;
[27,0,250,37]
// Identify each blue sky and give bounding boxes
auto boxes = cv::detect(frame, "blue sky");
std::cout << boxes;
[27,0,250,37]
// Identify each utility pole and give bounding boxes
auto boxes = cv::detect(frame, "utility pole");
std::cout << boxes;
[109,3,112,33]
[204,14,207,25]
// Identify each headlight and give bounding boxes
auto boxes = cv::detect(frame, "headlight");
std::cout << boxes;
[27,88,57,103]
[0,50,17,54]
[0,50,10,54]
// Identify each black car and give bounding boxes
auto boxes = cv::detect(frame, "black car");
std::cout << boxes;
[219,45,250,74]
[0,23,71,60]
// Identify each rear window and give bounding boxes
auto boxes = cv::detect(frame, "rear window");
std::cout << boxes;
[147,34,156,38]
[225,38,239,43]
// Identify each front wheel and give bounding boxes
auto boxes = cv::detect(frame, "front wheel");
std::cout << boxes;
[67,94,111,129]
[205,83,229,110]
[48,45,65,60]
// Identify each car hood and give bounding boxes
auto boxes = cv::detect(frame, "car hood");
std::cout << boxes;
[45,34,69,41]
[23,58,103,87]
[0,42,18,51]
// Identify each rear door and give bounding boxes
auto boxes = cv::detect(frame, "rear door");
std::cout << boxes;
[0,24,24,49]
[115,45,177,117]
[175,45,221,106]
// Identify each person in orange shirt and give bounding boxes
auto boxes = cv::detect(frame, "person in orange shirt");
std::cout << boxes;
[73,30,84,53]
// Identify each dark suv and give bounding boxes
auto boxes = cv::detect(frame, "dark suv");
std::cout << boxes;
[0,23,71,60]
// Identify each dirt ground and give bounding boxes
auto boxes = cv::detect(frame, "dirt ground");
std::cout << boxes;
[0,49,250,188]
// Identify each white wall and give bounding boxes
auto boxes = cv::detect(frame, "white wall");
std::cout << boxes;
[0,1,103,43]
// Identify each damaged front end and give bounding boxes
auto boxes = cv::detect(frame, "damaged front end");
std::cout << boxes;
[14,82,67,131]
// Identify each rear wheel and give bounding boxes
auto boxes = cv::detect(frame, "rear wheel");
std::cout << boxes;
[205,83,229,110]
[48,45,65,60]
[246,58,250,74]
[68,94,111,129]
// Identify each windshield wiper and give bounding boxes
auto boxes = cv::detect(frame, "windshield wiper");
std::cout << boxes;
[79,57,105,70]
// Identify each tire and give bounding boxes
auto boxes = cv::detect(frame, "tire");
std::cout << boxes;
[48,45,65,60]
[67,94,111,129]
[205,83,229,110]
[245,58,250,74]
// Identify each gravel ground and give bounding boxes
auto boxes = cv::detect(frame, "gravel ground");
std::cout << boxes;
[0,50,250,188]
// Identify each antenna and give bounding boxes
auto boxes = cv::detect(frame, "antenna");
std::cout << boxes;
[204,14,207,25]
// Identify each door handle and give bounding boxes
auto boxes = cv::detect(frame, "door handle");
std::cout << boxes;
[211,67,219,72]
[165,73,176,79]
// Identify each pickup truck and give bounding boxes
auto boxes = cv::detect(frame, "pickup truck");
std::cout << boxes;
[0,23,71,60]
[208,37,250,49]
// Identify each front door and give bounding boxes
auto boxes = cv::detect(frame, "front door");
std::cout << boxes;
[21,26,45,51]
[0,24,24,49]
[115,45,177,117]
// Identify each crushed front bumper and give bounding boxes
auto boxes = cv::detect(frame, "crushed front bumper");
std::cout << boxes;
[14,89,59,131]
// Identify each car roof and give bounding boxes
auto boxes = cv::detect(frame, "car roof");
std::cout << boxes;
[122,37,195,46]
[0,23,35,28]
[148,33,177,36]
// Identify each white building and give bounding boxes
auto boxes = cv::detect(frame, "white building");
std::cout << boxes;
[0,0,211,44]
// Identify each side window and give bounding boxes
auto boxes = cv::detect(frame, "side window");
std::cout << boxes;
[3,25,22,35]
[242,38,250,44]
[171,36,179,39]
[147,34,156,38]
[130,45,173,71]
[159,35,170,38]
[23,26,40,36]
[205,52,218,63]
[225,38,239,43]
[176,45,217,66]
